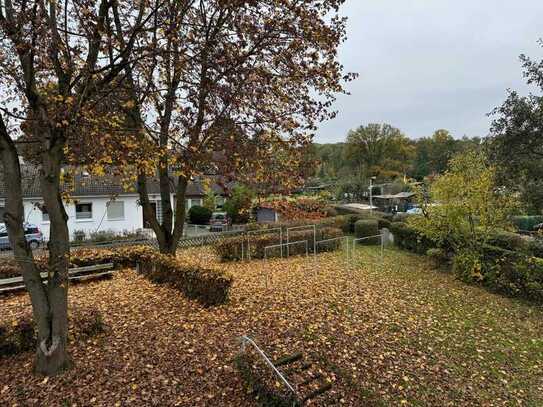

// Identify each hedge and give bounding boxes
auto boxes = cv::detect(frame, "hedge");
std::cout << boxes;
[0,245,233,307]
[188,205,212,224]
[389,222,436,255]
[215,227,343,261]
[137,254,232,307]
[354,219,379,245]
[453,245,543,303]
[512,216,543,231]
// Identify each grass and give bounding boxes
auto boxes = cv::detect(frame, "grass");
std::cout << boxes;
[0,244,541,406]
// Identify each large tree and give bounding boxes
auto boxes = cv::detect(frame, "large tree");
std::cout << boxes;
[0,0,151,375]
[344,123,414,179]
[114,0,355,254]
[488,40,543,214]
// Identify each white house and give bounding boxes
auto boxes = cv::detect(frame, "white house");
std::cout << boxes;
[0,166,229,241]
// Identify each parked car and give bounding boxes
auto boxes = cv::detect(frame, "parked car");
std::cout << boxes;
[0,223,44,250]
[209,212,230,232]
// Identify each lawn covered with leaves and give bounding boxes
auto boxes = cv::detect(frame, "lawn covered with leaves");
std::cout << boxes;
[1,246,542,406]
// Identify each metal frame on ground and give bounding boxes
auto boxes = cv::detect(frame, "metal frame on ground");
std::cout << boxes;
[286,225,316,258]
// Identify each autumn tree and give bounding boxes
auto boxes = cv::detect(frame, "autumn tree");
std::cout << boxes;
[409,151,518,267]
[107,0,354,254]
[0,0,152,375]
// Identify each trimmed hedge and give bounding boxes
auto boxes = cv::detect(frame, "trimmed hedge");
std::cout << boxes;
[486,230,526,251]
[354,220,379,245]
[188,205,212,224]
[377,218,391,230]
[137,254,232,307]
[389,222,436,254]
[512,216,543,231]
[0,245,233,307]
[215,227,343,261]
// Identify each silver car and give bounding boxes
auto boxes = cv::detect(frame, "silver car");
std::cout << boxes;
[0,223,44,250]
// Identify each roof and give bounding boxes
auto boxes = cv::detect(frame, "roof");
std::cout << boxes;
[373,192,416,200]
[0,165,227,199]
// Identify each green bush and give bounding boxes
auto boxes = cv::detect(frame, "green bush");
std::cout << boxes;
[452,245,543,302]
[354,219,379,245]
[426,248,449,266]
[215,227,343,261]
[512,216,543,231]
[486,229,526,251]
[188,205,212,225]
[389,222,436,254]
[392,212,410,223]
[377,218,391,230]
[527,239,543,258]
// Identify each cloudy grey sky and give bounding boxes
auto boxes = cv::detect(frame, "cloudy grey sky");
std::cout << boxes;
[315,0,543,143]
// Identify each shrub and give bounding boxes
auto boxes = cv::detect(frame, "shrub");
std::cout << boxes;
[392,212,410,223]
[486,229,526,251]
[389,222,436,254]
[188,205,212,225]
[224,185,255,223]
[138,254,233,306]
[377,218,391,230]
[426,248,449,266]
[215,227,343,261]
[527,239,543,258]
[512,216,543,231]
[325,207,338,217]
[341,214,362,233]
[73,230,86,242]
[0,317,35,358]
[354,220,379,245]
[451,245,543,302]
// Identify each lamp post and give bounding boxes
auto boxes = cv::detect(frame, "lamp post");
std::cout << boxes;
[369,176,376,215]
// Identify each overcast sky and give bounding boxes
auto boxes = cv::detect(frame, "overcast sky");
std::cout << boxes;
[315,0,543,143]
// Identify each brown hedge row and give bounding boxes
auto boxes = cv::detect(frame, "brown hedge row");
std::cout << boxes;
[0,245,233,307]
[215,227,344,261]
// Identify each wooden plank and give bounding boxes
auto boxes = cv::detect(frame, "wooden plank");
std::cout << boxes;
[0,276,24,285]
[69,270,116,281]
[0,263,115,287]
[69,263,114,275]
[0,284,26,294]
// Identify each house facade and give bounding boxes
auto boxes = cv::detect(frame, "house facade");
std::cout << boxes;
[0,166,228,241]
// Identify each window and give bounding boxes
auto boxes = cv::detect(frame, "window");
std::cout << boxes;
[190,198,203,207]
[107,201,125,220]
[75,203,93,220]
[41,205,49,222]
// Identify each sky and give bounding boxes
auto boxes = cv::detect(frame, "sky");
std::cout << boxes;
[314,0,543,143]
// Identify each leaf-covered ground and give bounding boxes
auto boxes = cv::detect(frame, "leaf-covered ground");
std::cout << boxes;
[1,246,542,406]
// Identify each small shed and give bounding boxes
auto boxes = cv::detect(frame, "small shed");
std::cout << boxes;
[372,192,416,213]
[255,207,280,223]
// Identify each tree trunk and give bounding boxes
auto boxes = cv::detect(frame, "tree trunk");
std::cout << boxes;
[0,118,70,375]
[35,143,71,375]
[137,172,188,256]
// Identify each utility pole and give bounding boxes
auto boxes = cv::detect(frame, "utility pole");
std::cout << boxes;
[369,176,376,215]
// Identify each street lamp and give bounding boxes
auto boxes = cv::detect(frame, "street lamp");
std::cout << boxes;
[369,176,376,215]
